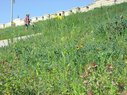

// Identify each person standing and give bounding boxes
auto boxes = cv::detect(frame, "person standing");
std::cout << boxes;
[24,14,30,30]
[58,13,63,20]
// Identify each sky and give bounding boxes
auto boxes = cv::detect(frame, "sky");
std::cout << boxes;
[0,0,94,24]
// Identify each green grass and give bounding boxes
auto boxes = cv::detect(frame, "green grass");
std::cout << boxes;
[0,2,127,95]
[0,24,40,40]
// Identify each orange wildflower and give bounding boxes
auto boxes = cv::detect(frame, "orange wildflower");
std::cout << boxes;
[76,47,79,50]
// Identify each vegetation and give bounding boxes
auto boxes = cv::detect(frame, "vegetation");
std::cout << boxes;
[0,2,127,95]
[0,25,38,40]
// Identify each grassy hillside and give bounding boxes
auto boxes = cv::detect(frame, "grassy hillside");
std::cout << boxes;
[0,2,126,40]
[0,3,127,95]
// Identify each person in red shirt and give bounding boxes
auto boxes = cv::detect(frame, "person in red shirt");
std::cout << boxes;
[24,14,30,30]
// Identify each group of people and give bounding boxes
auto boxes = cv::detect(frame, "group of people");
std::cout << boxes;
[24,13,63,30]
[54,13,63,20]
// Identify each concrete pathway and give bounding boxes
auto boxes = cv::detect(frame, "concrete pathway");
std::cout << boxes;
[0,33,42,48]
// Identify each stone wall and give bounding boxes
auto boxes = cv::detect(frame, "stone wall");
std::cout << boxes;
[38,16,44,21]
[44,14,50,20]
[50,14,57,19]
[64,10,72,16]
[0,0,127,29]
[14,18,25,26]
[72,7,80,13]
[0,24,5,29]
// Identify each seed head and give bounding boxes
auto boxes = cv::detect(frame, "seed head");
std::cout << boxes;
[88,62,97,69]
[80,73,87,78]
[106,64,111,68]
[86,69,90,75]
[87,90,94,95]
[83,80,89,84]
[106,64,114,71]
[8,65,12,70]
[1,59,7,64]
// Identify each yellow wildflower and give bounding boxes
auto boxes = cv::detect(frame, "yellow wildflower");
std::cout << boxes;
[81,44,84,47]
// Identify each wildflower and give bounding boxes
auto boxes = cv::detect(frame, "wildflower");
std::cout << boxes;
[80,44,84,47]
[76,47,79,50]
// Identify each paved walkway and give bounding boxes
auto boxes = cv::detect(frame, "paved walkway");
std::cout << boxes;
[0,33,41,47]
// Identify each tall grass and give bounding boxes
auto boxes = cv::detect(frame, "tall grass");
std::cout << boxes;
[0,2,127,95]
